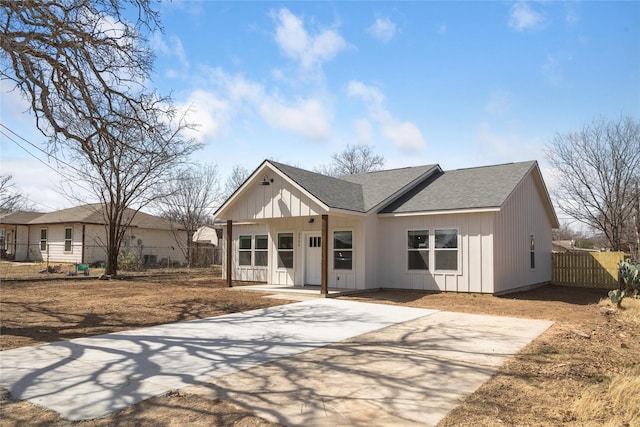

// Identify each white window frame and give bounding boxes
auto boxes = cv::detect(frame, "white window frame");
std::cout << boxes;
[238,235,252,266]
[277,232,294,270]
[40,228,48,251]
[407,229,429,271]
[254,234,269,267]
[433,228,460,273]
[332,229,353,271]
[64,227,73,253]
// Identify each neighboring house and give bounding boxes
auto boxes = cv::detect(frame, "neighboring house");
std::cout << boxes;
[2,204,187,266]
[215,159,559,295]
[0,210,45,260]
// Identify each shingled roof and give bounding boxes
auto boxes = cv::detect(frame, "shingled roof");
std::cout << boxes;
[269,161,440,213]
[380,161,537,214]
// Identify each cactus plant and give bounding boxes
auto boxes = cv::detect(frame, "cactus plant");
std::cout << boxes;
[611,259,640,306]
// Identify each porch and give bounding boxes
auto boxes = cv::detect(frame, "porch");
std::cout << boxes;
[231,283,365,299]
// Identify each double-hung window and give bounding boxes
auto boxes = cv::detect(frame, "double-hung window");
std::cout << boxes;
[408,230,429,270]
[277,233,294,269]
[434,229,458,271]
[530,234,535,269]
[64,227,73,252]
[40,228,48,251]
[333,231,352,270]
[238,235,252,266]
[255,235,268,267]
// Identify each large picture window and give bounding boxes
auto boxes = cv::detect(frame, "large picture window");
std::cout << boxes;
[64,227,73,252]
[40,228,48,251]
[434,229,458,270]
[239,235,252,266]
[255,235,268,267]
[333,230,352,270]
[408,230,429,270]
[277,232,294,269]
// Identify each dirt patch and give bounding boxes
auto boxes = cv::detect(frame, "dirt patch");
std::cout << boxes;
[1,274,638,426]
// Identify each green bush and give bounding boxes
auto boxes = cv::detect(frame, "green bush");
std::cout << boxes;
[610,259,640,307]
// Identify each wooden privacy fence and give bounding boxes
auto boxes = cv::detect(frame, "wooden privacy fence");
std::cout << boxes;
[552,251,625,289]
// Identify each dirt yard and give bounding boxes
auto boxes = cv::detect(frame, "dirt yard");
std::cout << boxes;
[1,270,638,426]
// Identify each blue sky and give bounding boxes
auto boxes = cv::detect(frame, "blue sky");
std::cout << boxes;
[1,1,639,215]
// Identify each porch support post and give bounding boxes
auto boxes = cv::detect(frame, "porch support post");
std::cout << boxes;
[321,214,328,296]
[226,219,233,288]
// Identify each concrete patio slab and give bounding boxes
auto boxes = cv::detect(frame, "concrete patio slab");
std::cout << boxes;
[0,299,435,421]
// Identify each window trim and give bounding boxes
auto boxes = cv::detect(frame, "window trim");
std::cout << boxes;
[332,229,353,271]
[254,234,268,267]
[433,228,460,272]
[277,232,294,270]
[407,229,429,271]
[40,228,48,251]
[238,235,252,266]
[529,234,535,270]
[64,226,73,253]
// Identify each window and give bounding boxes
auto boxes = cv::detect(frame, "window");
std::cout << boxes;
[408,230,429,270]
[238,235,252,266]
[255,235,268,267]
[530,234,535,269]
[40,228,48,251]
[333,230,352,270]
[434,229,458,270]
[277,232,294,268]
[64,227,73,252]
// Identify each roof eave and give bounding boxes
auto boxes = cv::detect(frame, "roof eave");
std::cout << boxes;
[379,207,501,217]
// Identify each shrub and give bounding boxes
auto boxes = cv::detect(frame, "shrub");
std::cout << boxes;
[609,259,640,307]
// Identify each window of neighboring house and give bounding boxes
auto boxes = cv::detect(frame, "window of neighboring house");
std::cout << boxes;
[434,229,458,271]
[408,230,429,270]
[64,227,73,252]
[530,234,535,269]
[333,230,353,270]
[277,233,294,268]
[40,228,48,251]
[255,235,268,267]
[239,235,252,266]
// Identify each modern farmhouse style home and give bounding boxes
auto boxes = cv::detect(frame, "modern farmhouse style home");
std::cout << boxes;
[215,160,559,295]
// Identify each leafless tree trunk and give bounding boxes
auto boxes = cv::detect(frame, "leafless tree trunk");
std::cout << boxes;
[156,164,223,267]
[546,116,640,252]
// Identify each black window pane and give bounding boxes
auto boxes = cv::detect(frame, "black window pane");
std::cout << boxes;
[239,251,251,266]
[256,235,268,250]
[239,236,252,250]
[530,252,535,269]
[334,250,352,270]
[334,231,352,249]
[408,230,428,249]
[435,251,457,270]
[408,251,429,270]
[435,229,457,248]
[277,251,293,268]
[278,233,293,249]
[255,251,268,266]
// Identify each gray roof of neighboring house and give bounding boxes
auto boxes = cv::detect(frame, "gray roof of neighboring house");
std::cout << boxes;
[380,161,536,214]
[26,204,182,230]
[269,161,439,213]
[0,210,45,225]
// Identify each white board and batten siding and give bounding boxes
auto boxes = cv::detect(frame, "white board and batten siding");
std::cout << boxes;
[377,212,496,293]
[224,173,324,222]
[493,171,554,293]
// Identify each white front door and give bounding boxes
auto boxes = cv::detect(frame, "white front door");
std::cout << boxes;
[304,233,322,286]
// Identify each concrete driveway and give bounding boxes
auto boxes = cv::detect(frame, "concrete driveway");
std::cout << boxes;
[0,299,552,425]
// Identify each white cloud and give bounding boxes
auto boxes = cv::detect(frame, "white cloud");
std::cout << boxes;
[347,80,426,152]
[475,121,543,164]
[272,8,347,70]
[178,89,230,143]
[367,17,397,44]
[354,118,373,144]
[259,97,331,141]
[485,91,512,115]
[151,33,190,77]
[508,3,545,32]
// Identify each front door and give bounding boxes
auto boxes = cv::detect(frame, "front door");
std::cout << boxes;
[304,233,322,286]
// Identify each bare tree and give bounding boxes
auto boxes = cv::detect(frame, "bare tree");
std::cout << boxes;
[224,164,250,199]
[315,144,385,177]
[0,175,26,213]
[1,1,202,274]
[156,164,223,267]
[546,116,640,252]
